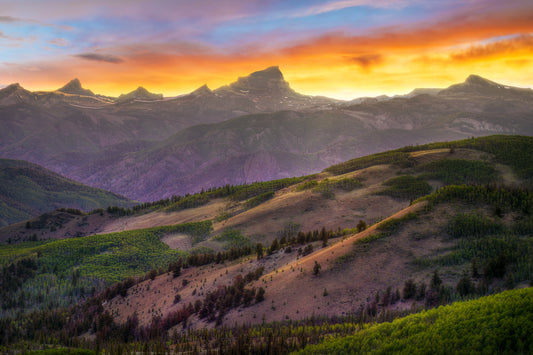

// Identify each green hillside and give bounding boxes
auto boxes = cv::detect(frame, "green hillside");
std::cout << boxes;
[325,135,533,183]
[0,159,135,226]
[296,287,533,354]
[0,221,210,316]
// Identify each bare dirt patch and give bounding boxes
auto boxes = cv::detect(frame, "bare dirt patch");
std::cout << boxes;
[161,233,192,250]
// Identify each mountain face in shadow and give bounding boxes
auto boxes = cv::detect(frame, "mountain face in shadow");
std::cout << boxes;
[0,69,532,201]
[0,158,134,226]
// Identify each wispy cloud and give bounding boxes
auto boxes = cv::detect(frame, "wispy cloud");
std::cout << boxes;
[47,38,70,46]
[0,31,23,41]
[282,2,533,57]
[450,35,533,62]
[293,0,408,17]
[74,53,124,63]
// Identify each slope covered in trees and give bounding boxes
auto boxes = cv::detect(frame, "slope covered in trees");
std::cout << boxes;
[325,135,533,184]
[0,159,135,226]
[296,288,533,354]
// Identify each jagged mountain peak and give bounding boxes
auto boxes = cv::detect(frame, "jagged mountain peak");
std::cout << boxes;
[0,82,34,104]
[439,74,514,96]
[216,66,295,97]
[190,84,212,96]
[57,78,95,96]
[117,86,163,102]
[1,83,24,93]
[248,66,284,80]
[464,74,500,87]
[133,86,150,94]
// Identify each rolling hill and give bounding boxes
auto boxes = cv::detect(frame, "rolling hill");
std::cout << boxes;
[0,158,135,227]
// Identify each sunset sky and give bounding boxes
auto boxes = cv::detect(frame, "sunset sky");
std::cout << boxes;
[1,0,532,99]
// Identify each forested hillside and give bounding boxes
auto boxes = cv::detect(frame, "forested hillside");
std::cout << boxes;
[0,159,135,226]
[296,288,533,354]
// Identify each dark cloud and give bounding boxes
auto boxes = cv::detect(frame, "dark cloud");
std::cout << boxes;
[351,54,383,69]
[74,53,124,63]
[0,16,20,23]
[450,35,533,62]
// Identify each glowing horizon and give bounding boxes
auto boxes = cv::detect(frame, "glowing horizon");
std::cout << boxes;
[1,0,532,100]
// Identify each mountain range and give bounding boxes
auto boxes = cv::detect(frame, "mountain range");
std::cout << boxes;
[1,67,532,201]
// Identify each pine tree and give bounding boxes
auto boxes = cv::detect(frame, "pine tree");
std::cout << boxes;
[313,261,321,275]
[403,279,416,299]
[430,270,442,290]
[256,243,264,259]
[255,287,265,303]
[356,220,367,232]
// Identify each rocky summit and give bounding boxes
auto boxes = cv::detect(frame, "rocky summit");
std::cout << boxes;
[57,78,95,96]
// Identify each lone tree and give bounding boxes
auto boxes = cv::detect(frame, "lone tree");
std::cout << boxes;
[319,227,328,247]
[256,243,264,260]
[313,261,322,275]
[356,220,367,232]
[255,287,265,303]
[457,273,474,296]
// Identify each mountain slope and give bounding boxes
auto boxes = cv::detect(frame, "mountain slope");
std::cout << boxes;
[0,71,531,201]
[0,67,337,194]
[0,158,135,226]
[74,73,533,200]
[1,135,530,243]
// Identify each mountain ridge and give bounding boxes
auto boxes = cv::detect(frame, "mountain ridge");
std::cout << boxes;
[1,70,532,200]
[1,69,526,102]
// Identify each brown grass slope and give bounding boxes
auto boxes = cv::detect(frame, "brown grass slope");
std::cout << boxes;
[101,147,523,329]
[0,147,507,246]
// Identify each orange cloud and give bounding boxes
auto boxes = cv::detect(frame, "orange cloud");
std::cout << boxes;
[282,3,533,57]
[450,35,533,62]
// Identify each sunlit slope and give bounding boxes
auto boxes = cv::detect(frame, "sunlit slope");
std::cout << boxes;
[296,288,533,354]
